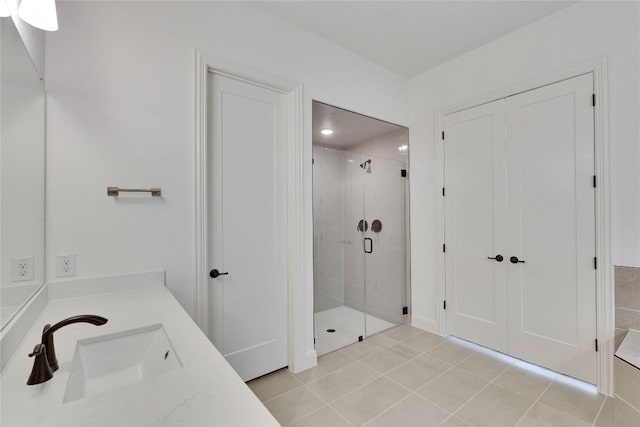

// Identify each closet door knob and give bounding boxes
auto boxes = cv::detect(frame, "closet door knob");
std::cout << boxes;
[210,269,229,278]
[510,256,525,264]
[487,255,504,262]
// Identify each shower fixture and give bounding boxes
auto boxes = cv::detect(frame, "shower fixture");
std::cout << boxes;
[359,159,372,173]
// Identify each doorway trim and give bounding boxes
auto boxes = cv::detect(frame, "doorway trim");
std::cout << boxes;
[433,57,613,395]
[193,51,317,374]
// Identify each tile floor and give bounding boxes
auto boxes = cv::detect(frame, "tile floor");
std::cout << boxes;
[314,306,396,356]
[248,325,615,427]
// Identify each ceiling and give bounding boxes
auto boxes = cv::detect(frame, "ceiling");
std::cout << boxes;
[251,1,575,77]
[313,101,406,148]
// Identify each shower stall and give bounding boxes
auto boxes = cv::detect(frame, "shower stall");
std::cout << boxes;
[313,141,409,356]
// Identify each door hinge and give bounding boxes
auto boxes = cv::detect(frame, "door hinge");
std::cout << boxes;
[594,257,598,269]
[442,187,446,196]
[401,169,407,178]
[443,300,447,310]
[595,339,598,352]
[442,243,446,253]
[402,306,408,315]
[592,94,596,107]
[593,175,597,188]
[312,158,315,165]
[442,131,445,140]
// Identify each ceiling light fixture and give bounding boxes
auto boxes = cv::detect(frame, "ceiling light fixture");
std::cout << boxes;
[0,0,10,17]
[398,145,409,152]
[320,129,334,136]
[18,0,58,31]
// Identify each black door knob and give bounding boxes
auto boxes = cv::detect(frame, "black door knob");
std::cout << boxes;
[510,256,525,264]
[210,269,229,278]
[487,255,504,262]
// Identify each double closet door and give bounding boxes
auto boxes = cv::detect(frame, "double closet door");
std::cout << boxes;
[444,73,597,384]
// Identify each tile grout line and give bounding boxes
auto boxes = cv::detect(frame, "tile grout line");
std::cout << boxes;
[249,369,306,404]
[512,379,555,426]
[293,349,358,384]
[449,377,494,422]
[381,370,456,420]
[360,393,418,427]
[285,382,356,427]
[615,393,640,413]
[591,395,609,426]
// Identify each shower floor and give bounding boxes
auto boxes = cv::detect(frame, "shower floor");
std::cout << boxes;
[314,306,396,356]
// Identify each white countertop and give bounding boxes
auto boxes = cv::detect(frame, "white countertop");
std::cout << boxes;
[0,282,280,426]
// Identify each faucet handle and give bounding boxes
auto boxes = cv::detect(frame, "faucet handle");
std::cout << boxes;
[28,343,45,357]
[27,344,54,385]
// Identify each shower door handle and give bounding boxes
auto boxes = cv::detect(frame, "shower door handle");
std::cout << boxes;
[364,238,373,254]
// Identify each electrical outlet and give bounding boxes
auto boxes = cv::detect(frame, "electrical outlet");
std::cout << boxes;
[12,257,35,282]
[56,254,76,278]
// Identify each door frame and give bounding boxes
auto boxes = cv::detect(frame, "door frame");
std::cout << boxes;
[434,57,614,395]
[194,51,317,374]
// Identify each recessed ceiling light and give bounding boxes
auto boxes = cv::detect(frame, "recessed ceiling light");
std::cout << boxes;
[398,145,409,152]
[320,129,334,135]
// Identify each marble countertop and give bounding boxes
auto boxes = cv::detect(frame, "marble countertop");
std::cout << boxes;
[616,329,640,370]
[0,282,280,426]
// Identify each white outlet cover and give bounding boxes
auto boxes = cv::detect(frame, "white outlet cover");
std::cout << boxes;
[56,254,77,278]
[12,257,35,282]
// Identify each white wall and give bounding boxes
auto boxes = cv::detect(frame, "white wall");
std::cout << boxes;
[5,0,45,78]
[45,2,408,318]
[409,1,640,332]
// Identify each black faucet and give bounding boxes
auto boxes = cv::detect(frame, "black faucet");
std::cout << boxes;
[42,315,108,371]
[27,315,108,385]
[26,344,53,385]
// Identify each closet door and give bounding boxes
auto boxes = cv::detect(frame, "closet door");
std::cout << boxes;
[505,73,596,384]
[444,99,508,353]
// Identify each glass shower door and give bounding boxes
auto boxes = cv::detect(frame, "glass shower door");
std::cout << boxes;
[312,146,366,355]
[339,152,367,348]
[363,155,408,337]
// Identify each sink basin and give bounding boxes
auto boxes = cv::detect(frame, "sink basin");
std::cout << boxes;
[63,324,182,403]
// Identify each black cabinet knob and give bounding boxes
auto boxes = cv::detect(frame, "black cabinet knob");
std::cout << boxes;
[510,256,525,264]
[210,269,229,278]
[487,255,504,262]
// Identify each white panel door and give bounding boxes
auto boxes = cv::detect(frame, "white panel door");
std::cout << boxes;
[208,73,288,381]
[444,99,508,353]
[506,74,596,383]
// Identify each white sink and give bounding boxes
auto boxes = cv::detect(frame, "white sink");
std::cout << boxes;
[63,324,182,403]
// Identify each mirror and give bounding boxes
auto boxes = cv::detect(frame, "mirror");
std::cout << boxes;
[0,17,46,330]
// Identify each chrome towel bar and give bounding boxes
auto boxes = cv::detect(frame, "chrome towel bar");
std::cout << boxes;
[107,187,161,197]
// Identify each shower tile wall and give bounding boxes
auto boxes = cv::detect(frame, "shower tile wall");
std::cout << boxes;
[342,151,366,314]
[615,265,640,348]
[312,147,345,312]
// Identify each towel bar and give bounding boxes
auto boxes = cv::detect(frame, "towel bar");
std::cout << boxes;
[107,187,161,197]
